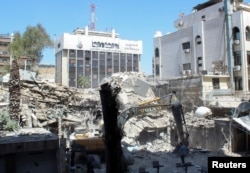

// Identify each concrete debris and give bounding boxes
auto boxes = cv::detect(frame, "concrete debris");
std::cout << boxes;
[0,71,248,173]
[101,72,156,111]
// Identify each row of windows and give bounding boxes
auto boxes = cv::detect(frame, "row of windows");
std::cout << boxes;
[68,63,138,88]
[65,49,139,59]
[0,42,9,47]
[154,26,250,58]
[64,49,140,88]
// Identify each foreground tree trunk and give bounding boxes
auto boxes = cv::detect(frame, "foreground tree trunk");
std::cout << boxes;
[99,83,126,173]
[9,59,21,122]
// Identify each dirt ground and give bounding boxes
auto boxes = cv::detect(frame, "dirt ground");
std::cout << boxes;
[92,148,222,173]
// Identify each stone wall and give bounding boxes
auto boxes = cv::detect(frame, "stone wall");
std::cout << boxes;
[168,77,203,112]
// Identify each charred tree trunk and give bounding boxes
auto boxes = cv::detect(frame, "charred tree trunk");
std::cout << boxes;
[9,59,21,122]
[99,83,126,173]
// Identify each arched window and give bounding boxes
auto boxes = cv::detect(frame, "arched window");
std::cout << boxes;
[246,26,250,41]
[233,27,240,41]
[155,48,159,57]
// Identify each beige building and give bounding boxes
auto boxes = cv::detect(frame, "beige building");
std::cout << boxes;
[0,34,12,74]
[153,0,250,104]
[0,33,34,76]
[38,64,55,82]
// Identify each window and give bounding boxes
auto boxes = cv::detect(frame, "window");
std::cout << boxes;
[234,51,241,66]
[127,54,132,71]
[0,42,9,47]
[155,48,159,57]
[133,54,139,72]
[113,53,119,73]
[201,15,206,21]
[197,57,202,67]
[183,63,191,70]
[247,51,250,65]
[69,59,76,64]
[235,77,242,90]
[155,64,159,75]
[182,42,190,50]
[69,50,76,58]
[233,27,240,41]
[77,50,83,58]
[212,78,220,89]
[120,53,126,72]
[246,26,250,41]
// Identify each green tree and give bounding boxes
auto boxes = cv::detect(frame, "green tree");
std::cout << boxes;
[78,76,90,88]
[8,24,53,124]
[0,110,19,131]
[9,24,53,70]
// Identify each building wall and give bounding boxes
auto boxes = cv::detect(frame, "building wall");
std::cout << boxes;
[38,65,55,82]
[0,34,11,74]
[169,77,202,112]
[153,1,250,95]
[0,33,40,75]
[55,28,142,88]
[202,76,229,91]
[15,151,57,173]
[187,119,231,152]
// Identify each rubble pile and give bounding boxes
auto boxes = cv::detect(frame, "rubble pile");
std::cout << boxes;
[20,80,100,107]
[96,72,233,173]
[0,71,237,173]
[0,78,101,138]
[101,72,156,110]
[21,80,101,134]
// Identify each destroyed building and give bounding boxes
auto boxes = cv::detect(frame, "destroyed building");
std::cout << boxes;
[97,71,250,173]
[0,71,249,173]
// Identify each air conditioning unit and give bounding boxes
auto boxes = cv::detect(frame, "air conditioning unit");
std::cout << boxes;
[233,65,241,71]
[184,49,190,53]
[0,51,3,55]
[200,70,208,75]
[214,72,222,75]
[186,70,191,75]
[234,40,240,45]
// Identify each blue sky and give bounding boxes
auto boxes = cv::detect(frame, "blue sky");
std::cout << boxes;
[2,0,249,75]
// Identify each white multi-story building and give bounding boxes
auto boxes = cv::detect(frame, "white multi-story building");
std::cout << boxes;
[153,0,250,95]
[55,27,142,88]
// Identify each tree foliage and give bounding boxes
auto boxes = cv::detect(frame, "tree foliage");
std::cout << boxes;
[7,23,53,125]
[8,23,53,64]
[0,110,19,131]
[78,76,90,88]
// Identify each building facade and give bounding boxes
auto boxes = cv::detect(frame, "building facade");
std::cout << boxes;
[0,34,12,75]
[153,0,250,95]
[55,27,142,88]
[0,33,34,76]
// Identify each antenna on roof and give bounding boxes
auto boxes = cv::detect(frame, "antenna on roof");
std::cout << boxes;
[89,3,96,31]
